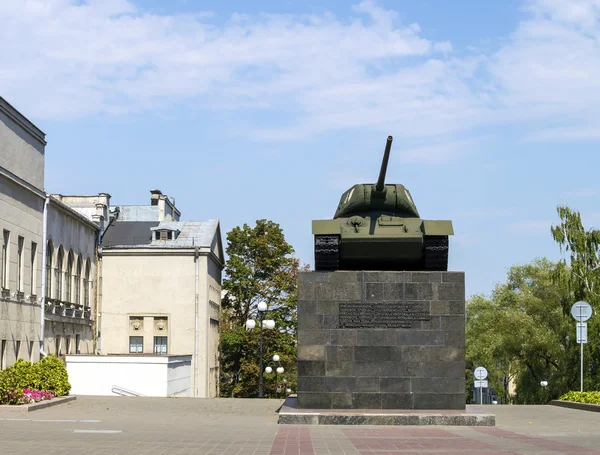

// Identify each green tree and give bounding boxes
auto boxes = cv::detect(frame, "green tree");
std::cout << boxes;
[466,258,575,404]
[219,219,302,398]
[551,205,600,390]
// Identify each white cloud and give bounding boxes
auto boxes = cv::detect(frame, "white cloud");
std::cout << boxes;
[0,0,599,159]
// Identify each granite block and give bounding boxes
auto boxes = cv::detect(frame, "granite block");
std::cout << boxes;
[297,300,317,317]
[365,282,384,301]
[328,272,361,283]
[322,315,338,329]
[381,393,414,409]
[324,377,356,393]
[355,377,380,392]
[405,283,434,300]
[331,393,353,409]
[299,272,330,283]
[357,329,395,346]
[437,282,465,300]
[298,376,326,392]
[383,283,403,300]
[325,361,355,376]
[330,329,357,345]
[317,301,339,316]
[380,377,411,393]
[413,393,465,410]
[412,377,466,394]
[298,330,330,345]
[298,393,332,409]
[298,345,325,361]
[440,315,466,332]
[298,361,325,377]
[441,272,465,283]
[297,314,321,330]
[352,393,382,409]
[364,271,397,282]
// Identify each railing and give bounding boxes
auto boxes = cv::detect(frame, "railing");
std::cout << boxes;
[111,385,145,397]
[45,298,91,319]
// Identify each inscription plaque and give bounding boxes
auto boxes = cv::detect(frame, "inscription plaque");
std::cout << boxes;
[339,302,431,328]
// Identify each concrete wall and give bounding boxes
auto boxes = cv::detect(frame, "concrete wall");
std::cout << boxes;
[296,270,466,410]
[65,354,192,397]
[0,98,45,190]
[0,174,44,368]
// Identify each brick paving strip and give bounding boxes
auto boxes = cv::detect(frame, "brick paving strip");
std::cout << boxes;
[270,426,315,455]
[342,428,519,455]
[472,427,600,455]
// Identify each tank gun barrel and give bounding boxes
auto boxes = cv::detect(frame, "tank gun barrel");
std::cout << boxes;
[375,135,393,193]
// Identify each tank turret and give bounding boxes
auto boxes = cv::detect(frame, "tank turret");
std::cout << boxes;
[312,135,454,271]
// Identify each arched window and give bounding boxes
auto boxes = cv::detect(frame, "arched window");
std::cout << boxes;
[66,250,74,302]
[46,241,53,298]
[55,247,64,300]
[84,258,91,308]
[75,254,82,305]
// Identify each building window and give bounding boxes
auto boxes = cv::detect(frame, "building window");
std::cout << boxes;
[1,230,9,289]
[66,251,73,302]
[1,340,6,369]
[55,336,62,356]
[28,341,34,362]
[30,242,37,295]
[84,259,91,307]
[17,236,24,292]
[154,336,167,355]
[55,247,64,300]
[75,334,81,354]
[15,340,21,360]
[46,241,53,298]
[129,336,143,353]
[75,255,82,305]
[65,336,71,355]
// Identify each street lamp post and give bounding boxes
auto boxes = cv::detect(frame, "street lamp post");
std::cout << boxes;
[246,301,275,398]
[540,380,548,404]
[265,354,285,398]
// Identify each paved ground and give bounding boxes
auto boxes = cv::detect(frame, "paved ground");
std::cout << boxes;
[0,397,599,454]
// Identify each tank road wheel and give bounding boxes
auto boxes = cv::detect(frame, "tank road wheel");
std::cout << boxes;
[424,235,449,271]
[314,235,340,271]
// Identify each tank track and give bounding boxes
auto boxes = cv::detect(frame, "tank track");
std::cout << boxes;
[424,235,449,271]
[314,235,340,271]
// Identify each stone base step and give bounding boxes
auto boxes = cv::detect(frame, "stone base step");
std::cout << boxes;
[278,396,495,426]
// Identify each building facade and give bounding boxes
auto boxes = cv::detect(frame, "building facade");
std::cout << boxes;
[99,190,224,398]
[0,96,46,367]
[0,96,101,369]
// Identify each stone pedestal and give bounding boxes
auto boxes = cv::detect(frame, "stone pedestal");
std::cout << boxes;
[296,271,466,410]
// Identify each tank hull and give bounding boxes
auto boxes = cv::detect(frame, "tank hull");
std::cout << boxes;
[312,217,453,272]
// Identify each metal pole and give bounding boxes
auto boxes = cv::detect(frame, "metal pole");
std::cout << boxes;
[580,337,584,392]
[258,311,264,398]
[579,306,583,392]
[480,386,482,405]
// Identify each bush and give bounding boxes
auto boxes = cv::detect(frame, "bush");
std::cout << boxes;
[33,355,71,397]
[559,391,600,405]
[0,355,71,404]
[0,359,37,404]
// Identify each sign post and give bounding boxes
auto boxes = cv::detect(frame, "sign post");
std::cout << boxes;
[474,366,488,404]
[571,301,592,392]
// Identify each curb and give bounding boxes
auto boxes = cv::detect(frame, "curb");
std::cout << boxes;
[0,395,77,413]
[550,400,600,413]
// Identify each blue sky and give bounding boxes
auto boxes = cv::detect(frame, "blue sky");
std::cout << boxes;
[1,0,599,298]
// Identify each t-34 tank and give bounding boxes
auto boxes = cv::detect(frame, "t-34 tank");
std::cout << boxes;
[312,135,454,271]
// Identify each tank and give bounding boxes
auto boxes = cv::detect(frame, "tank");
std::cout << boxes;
[312,135,454,271]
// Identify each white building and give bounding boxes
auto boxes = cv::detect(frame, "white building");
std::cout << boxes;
[0,96,102,367]
[98,190,224,398]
